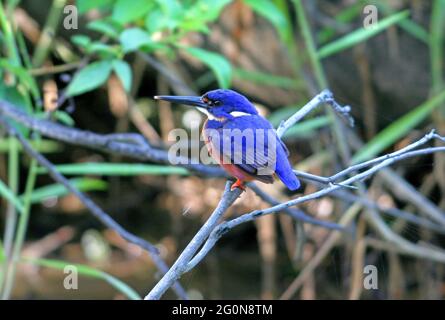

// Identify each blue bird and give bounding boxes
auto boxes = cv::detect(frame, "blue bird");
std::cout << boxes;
[155,89,300,191]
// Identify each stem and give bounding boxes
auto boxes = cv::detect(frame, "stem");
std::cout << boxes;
[0,3,20,66]
[1,157,38,300]
[293,0,327,88]
[32,0,67,67]
[0,138,19,297]
[430,0,445,110]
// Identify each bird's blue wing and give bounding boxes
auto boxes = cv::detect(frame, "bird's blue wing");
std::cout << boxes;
[206,116,282,182]
[205,115,300,190]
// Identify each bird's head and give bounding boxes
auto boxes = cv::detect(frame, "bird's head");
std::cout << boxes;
[155,89,258,120]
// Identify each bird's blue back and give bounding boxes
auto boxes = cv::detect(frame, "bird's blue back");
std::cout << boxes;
[204,114,300,190]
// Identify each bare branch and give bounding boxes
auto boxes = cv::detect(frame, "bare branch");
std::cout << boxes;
[276,89,353,138]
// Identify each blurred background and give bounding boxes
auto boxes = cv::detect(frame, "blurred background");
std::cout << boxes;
[0,0,445,299]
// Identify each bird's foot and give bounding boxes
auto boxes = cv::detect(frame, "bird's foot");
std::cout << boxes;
[230,179,246,192]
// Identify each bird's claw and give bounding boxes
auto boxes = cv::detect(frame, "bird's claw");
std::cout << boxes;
[231,179,246,192]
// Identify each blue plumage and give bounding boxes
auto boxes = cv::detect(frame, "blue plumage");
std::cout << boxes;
[155,89,300,191]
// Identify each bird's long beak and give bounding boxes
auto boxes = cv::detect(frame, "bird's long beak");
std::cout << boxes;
[154,95,208,109]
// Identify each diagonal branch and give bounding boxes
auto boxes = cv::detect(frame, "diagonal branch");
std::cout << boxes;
[144,182,243,300]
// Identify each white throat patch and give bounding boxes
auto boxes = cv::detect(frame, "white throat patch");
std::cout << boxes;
[196,108,251,120]
[230,111,251,117]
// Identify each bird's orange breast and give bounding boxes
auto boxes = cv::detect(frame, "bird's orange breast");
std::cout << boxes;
[202,120,255,182]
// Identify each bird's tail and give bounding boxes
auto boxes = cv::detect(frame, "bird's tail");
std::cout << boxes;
[276,162,300,191]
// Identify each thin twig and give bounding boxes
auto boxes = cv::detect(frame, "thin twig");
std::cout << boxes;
[332,189,445,234]
[276,89,353,138]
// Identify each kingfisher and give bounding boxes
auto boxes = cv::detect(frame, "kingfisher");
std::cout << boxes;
[155,89,300,191]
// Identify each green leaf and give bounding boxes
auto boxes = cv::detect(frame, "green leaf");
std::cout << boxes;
[20,257,141,300]
[317,2,363,44]
[0,138,61,153]
[119,28,153,53]
[71,35,91,50]
[430,0,445,95]
[0,178,24,214]
[352,90,445,164]
[112,60,132,93]
[20,178,108,204]
[182,47,232,88]
[375,1,429,43]
[112,0,153,25]
[0,59,39,100]
[0,86,30,136]
[77,0,114,14]
[53,110,75,126]
[66,60,113,97]
[234,68,300,89]
[179,0,231,32]
[145,8,174,33]
[88,42,119,58]
[317,10,410,59]
[87,20,120,39]
[37,163,190,176]
[281,116,331,139]
[156,0,183,17]
[243,0,288,42]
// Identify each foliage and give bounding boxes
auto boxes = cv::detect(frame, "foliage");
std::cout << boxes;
[67,0,234,95]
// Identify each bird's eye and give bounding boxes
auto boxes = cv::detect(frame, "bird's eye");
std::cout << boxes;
[213,100,221,106]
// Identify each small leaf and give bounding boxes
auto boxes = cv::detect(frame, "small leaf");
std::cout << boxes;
[20,178,108,204]
[0,86,30,136]
[317,10,410,59]
[87,20,120,39]
[71,35,91,50]
[119,28,153,53]
[37,163,190,176]
[0,138,61,153]
[317,2,363,44]
[66,60,113,97]
[243,0,289,42]
[179,0,231,32]
[234,68,299,89]
[0,59,39,100]
[145,7,177,33]
[112,0,153,25]
[352,90,445,163]
[182,47,232,88]
[281,117,330,139]
[20,257,140,300]
[112,60,132,93]
[88,42,119,58]
[53,110,75,126]
[78,0,114,14]
[0,178,24,214]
